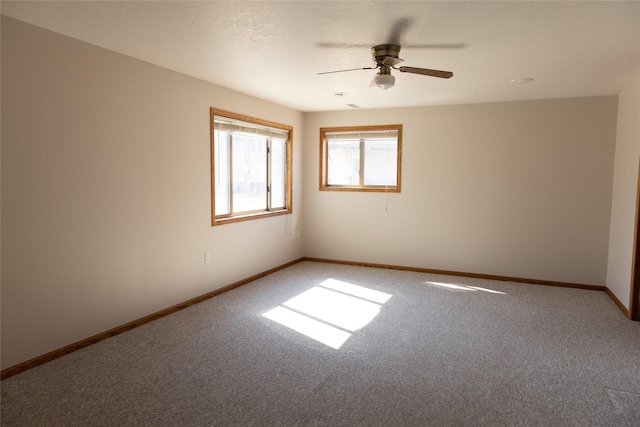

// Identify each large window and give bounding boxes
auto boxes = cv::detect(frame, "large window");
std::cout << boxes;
[211,109,292,225]
[320,125,402,192]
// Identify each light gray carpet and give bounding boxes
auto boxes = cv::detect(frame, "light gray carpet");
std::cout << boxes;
[2,261,639,426]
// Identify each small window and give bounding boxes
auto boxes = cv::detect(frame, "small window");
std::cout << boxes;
[320,125,402,192]
[211,109,292,225]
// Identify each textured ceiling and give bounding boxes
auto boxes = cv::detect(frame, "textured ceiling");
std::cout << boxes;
[2,1,639,112]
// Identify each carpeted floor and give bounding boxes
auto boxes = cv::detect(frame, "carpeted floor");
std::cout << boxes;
[2,261,639,426]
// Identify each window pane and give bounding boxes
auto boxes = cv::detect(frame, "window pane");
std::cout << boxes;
[232,135,267,213]
[327,139,360,185]
[364,139,397,186]
[271,139,286,209]
[320,125,401,193]
[214,130,230,215]
[211,109,292,225]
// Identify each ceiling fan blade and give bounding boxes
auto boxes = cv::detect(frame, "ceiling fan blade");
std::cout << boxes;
[397,66,453,79]
[317,42,466,50]
[387,17,413,45]
[402,43,467,49]
[317,66,376,75]
[382,56,404,66]
[316,42,372,49]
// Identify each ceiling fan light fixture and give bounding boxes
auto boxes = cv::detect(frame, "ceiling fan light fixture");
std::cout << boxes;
[374,73,395,90]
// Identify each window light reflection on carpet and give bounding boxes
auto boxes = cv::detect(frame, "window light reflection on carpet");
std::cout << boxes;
[262,279,392,349]
[426,281,506,294]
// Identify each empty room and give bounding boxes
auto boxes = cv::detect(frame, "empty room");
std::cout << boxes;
[1,1,639,425]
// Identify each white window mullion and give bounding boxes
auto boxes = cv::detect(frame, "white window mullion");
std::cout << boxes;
[266,141,272,211]
[359,138,365,187]
[228,135,234,215]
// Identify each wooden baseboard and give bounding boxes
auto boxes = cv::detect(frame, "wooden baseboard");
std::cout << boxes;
[3,256,630,380]
[303,257,606,291]
[304,257,640,319]
[605,287,632,319]
[0,258,305,381]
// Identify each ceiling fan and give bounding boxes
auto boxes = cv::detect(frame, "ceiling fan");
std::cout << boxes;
[318,44,453,90]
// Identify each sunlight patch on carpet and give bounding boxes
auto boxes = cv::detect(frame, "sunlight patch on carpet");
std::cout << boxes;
[426,281,506,294]
[263,306,351,349]
[263,279,392,349]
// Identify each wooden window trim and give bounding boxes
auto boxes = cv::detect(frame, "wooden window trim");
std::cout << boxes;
[210,108,293,226]
[319,124,402,192]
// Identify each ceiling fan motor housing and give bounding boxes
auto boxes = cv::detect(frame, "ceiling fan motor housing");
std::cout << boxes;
[372,44,402,65]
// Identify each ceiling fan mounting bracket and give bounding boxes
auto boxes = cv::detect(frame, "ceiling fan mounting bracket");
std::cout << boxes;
[378,65,392,75]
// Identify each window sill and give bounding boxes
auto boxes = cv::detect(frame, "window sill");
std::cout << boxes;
[212,209,291,226]
[320,186,400,193]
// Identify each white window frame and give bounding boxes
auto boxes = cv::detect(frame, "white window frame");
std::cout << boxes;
[211,108,292,225]
[320,124,402,192]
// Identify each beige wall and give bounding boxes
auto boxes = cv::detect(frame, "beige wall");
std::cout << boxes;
[0,15,629,371]
[607,78,640,309]
[1,17,304,369]
[303,97,618,286]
